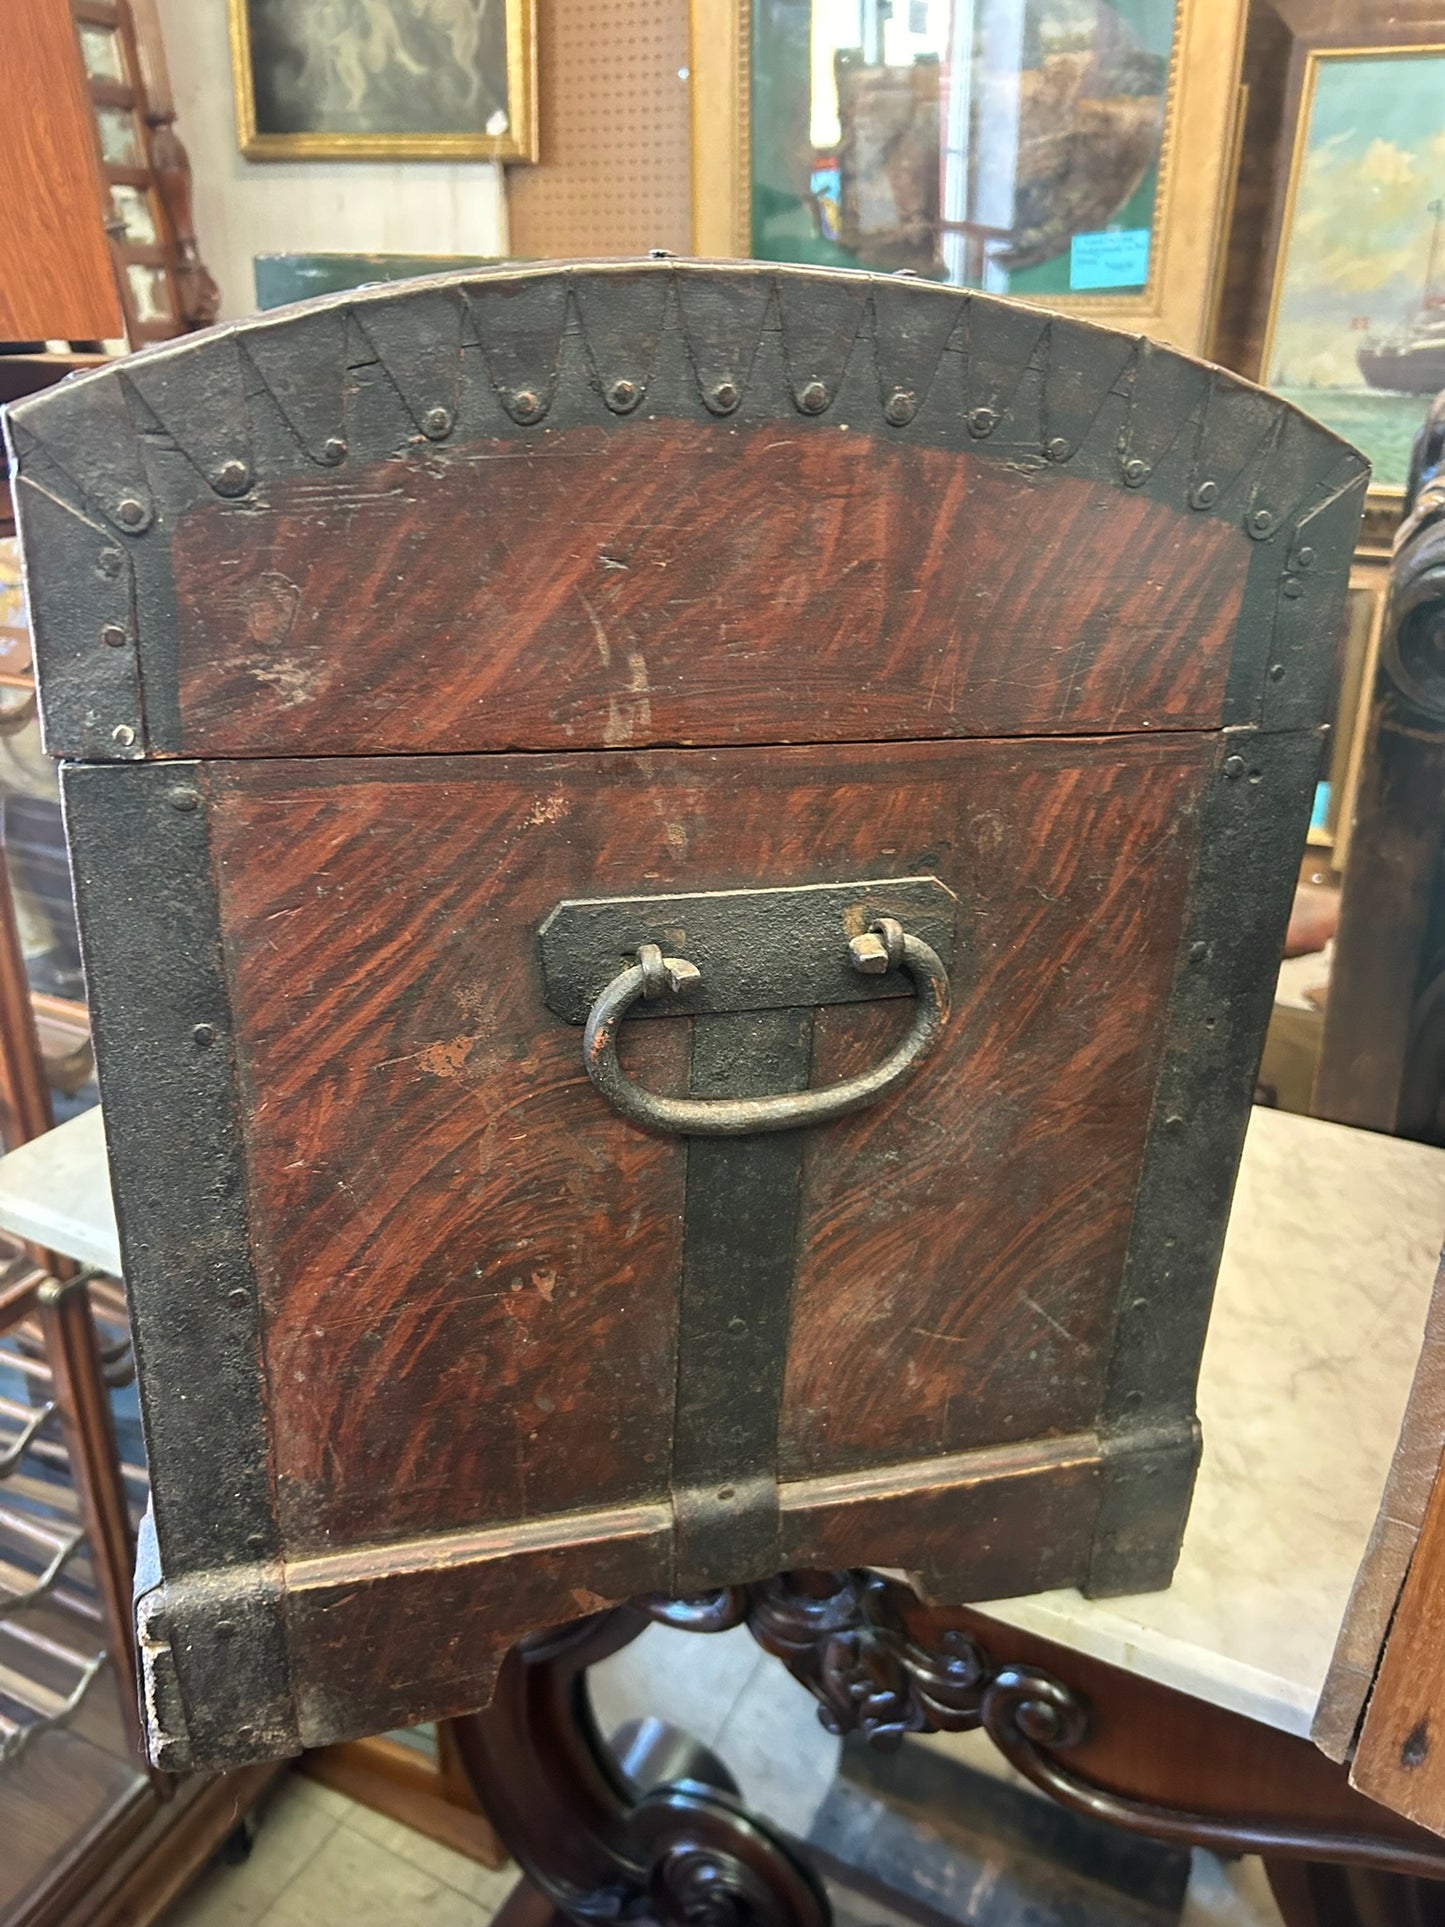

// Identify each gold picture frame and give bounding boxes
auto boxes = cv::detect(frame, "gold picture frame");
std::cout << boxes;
[688,0,1247,356]
[1257,43,1445,542]
[228,0,537,164]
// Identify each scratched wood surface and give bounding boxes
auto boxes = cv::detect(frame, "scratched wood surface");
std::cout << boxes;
[207,733,1210,1557]
[168,421,1248,757]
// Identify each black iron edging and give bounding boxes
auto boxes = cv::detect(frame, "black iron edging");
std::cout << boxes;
[61,758,297,1767]
[1086,722,1327,1595]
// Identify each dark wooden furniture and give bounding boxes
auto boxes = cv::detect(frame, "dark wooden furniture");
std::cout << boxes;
[483,1573,1445,1927]
[9,261,1366,1912]
[2,0,124,344]
[1315,392,1445,1140]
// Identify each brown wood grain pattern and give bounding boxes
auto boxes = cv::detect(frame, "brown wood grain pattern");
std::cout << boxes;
[781,734,1213,1473]
[0,0,124,341]
[778,1435,1099,1600]
[207,759,690,1551]
[283,1504,671,1746]
[209,732,1209,1561]
[169,420,1248,758]
[1351,1437,1445,1835]
[1314,1250,1445,1762]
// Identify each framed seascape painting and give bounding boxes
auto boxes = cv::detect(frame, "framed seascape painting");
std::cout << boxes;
[228,0,537,162]
[690,0,1250,352]
[1261,45,1445,517]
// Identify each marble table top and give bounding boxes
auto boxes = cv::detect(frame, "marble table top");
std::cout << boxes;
[978,1104,1445,1738]
[2,1100,1441,1740]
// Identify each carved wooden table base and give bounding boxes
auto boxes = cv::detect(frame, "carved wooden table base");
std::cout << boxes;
[452,1570,1445,1927]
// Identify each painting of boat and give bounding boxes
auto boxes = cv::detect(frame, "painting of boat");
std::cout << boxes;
[1358,201,1445,396]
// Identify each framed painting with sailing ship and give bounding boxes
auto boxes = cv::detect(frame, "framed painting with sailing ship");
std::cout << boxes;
[1261,45,1445,517]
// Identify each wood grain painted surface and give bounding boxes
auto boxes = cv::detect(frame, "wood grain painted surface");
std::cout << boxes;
[170,420,1248,757]
[207,732,1212,1556]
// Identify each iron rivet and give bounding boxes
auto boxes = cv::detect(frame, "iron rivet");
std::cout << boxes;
[216,458,249,493]
[885,389,915,425]
[111,723,136,746]
[100,623,127,649]
[228,1288,247,1307]
[423,406,452,437]
[717,1486,736,1502]
[968,406,998,437]
[323,436,348,464]
[1269,662,1286,682]
[247,1533,266,1551]
[116,497,146,529]
[798,380,828,414]
[1283,576,1304,599]
[192,1023,216,1047]
[1248,767,1263,784]
[728,1316,748,1335]
[215,1620,236,1640]
[607,378,639,412]
[709,379,739,413]
[1124,457,1149,485]
[1189,480,1218,509]
[1223,754,1245,780]
[168,786,199,812]
[1164,1114,1185,1132]
[1189,941,1207,962]
[512,389,541,421]
[1046,436,1070,461]
[1249,507,1276,536]
[1296,546,1316,569]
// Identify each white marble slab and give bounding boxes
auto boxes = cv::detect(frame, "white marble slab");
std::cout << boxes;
[977,1105,1445,1737]
[0,1104,118,1273]
[0,1099,1439,1740]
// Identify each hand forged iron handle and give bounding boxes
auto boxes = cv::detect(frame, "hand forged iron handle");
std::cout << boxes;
[582,917,950,1137]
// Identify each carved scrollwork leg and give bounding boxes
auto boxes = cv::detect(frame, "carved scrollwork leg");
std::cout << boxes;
[646,1571,1445,1884]
[450,1604,828,1927]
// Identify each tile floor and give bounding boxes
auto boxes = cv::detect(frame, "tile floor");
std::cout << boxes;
[165,1623,1286,1927]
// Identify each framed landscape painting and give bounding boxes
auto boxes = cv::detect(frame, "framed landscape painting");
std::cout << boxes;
[229,0,537,162]
[1262,45,1445,508]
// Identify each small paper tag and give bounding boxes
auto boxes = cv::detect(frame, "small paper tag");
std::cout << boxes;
[1069,228,1151,292]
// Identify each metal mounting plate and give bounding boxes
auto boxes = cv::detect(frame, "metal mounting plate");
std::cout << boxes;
[539,877,958,1024]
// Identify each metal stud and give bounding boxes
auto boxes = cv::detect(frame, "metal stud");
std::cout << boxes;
[1045,437,1071,462]
[423,407,452,438]
[111,723,136,746]
[1282,577,1304,599]
[708,380,740,414]
[797,380,828,414]
[322,436,348,464]
[884,390,915,426]
[967,407,998,438]
[100,624,128,649]
[607,378,640,413]
[1189,480,1218,510]
[1123,457,1149,486]
[168,787,200,812]
[1249,507,1276,537]
[116,497,147,530]
[215,459,250,495]
[512,389,542,422]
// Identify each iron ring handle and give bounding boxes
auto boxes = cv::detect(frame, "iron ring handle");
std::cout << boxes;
[581,918,951,1137]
